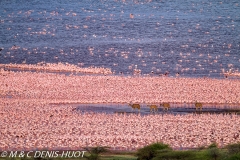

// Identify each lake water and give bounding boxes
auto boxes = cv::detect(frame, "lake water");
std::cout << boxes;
[0,0,240,77]
[74,103,240,115]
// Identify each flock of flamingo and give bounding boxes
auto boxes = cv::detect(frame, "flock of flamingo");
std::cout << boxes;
[0,100,239,151]
[0,64,240,151]
[0,0,239,152]
[1,66,240,104]
[0,63,112,75]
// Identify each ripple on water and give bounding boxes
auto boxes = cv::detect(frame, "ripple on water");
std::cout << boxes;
[0,0,239,77]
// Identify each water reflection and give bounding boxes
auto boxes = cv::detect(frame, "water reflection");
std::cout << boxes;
[0,0,239,77]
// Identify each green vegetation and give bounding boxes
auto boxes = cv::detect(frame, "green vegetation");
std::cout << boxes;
[101,154,136,160]
[1,143,240,160]
[141,142,240,160]
[135,142,171,160]
[226,143,240,155]
[84,146,110,160]
[153,150,195,160]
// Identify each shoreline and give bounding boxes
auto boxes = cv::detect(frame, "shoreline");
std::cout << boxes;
[1,63,240,80]
[0,62,112,75]
[1,98,240,106]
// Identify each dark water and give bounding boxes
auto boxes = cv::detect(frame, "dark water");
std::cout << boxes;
[0,0,240,77]
[74,103,240,115]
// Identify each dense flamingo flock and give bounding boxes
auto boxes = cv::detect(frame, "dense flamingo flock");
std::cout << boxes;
[0,100,239,151]
[0,62,112,75]
[0,69,240,104]
[0,68,240,151]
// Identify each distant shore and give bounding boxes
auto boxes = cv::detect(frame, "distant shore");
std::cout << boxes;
[0,62,112,75]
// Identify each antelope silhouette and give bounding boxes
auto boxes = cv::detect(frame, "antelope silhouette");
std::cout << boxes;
[147,105,158,113]
[195,102,203,111]
[160,103,170,111]
[129,103,140,112]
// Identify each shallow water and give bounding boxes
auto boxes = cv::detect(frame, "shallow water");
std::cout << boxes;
[0,0,240,77]
[74,103,240,115]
